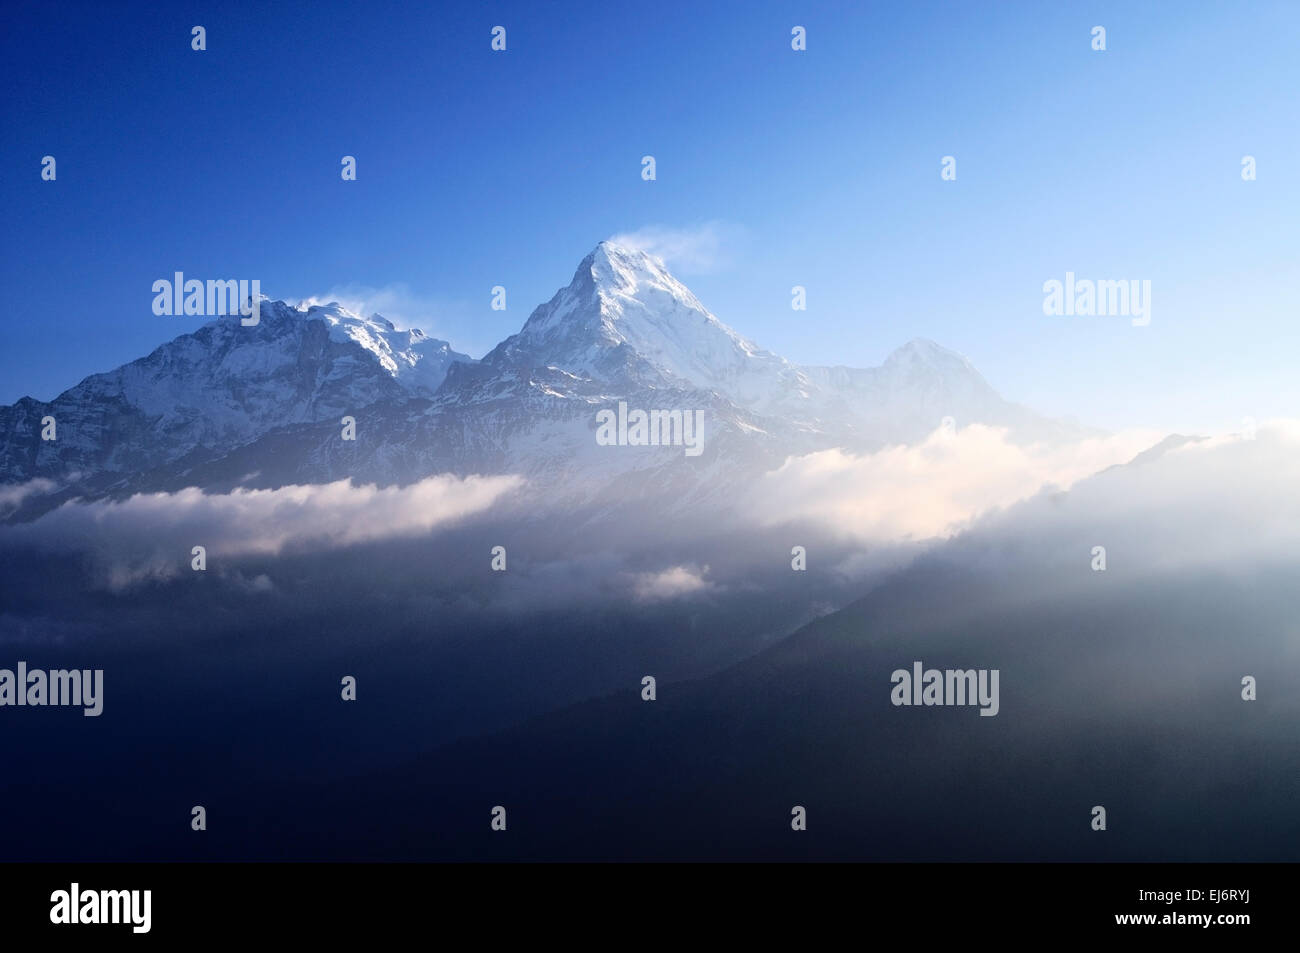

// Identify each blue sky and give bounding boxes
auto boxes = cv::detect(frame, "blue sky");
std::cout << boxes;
[2,0,1297,432]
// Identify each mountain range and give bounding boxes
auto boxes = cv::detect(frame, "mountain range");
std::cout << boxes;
[0,242,1091,521]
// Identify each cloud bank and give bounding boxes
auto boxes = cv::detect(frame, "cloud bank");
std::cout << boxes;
[743,423,1163,542]
[0,478,56,516]
[1,473,523,590]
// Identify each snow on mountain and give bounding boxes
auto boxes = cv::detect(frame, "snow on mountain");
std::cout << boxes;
[0,242,1092,520]
[473,244,1069,440]
[798,337,1076,445]
[490,242,802,407]
[0,300,473,495]
[296,300,473,394]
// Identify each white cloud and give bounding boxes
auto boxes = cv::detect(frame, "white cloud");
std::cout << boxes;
[608,222,745,274]
[919,417,1300,589]
[3,473,523,591]
[0,478,56,515]
[742,424,1165,542]
[628,564,714,602]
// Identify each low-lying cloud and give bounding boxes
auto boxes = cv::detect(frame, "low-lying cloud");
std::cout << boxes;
[628,564,714,603]
[742,423,1162,542]
[0,478,56,516]
[960,418,1300,577]
[1,473,523,590]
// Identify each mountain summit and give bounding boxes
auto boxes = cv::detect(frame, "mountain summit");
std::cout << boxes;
[292,300,474,394]
[479,241,806,417]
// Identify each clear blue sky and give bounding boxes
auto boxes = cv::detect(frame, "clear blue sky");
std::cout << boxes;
[2,0,1297,432]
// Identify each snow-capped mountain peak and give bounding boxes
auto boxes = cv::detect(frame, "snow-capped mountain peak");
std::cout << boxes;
[586,240,697,302]
[883,337,978,375]
[293,300,473,393]
[486,242,795,409]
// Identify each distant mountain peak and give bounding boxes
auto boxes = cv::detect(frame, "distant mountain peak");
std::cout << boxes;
[287,299,472,390]
[888,337,961,359]
[883,337,979,375]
